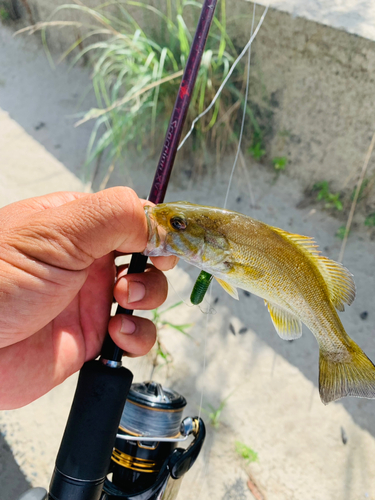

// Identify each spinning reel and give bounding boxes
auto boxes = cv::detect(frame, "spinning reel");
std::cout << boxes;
[19,382,205,500]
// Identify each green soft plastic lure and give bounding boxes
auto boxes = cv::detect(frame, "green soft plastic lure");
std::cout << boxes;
[190,270,213,305]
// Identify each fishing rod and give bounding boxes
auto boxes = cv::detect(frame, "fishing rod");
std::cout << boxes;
[43,2,218,500]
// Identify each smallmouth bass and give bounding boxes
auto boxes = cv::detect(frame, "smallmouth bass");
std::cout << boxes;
[143,202,375,405]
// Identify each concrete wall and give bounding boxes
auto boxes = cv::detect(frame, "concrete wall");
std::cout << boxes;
[230,5,375,194]
[11,0,375,201]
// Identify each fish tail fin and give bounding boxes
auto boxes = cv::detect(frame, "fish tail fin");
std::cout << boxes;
[319,341,375,404]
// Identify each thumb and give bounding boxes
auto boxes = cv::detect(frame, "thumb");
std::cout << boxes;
[4,187,148,270]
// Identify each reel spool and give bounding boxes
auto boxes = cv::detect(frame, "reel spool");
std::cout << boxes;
[104,381,205,500]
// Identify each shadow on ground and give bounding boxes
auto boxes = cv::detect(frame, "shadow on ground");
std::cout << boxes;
[0,434,30,500]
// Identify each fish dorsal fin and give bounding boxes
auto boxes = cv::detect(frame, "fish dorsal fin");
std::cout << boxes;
[272,227,356,311]
[215,278,239,300]
[313,256,356,311]
[265,300,302,340]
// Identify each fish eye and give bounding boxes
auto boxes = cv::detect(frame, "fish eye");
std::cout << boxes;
[170,216,187,231]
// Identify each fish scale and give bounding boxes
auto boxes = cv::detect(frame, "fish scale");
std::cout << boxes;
[143,201,375,405]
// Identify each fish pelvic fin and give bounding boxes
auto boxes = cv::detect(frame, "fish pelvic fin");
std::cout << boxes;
[319,342,375,404]
[272,227,356,311]
[265,300,302,340]
[215,278,239,300]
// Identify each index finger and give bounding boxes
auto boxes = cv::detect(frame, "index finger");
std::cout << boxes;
[149,255,179,271]
[3,187,148,271]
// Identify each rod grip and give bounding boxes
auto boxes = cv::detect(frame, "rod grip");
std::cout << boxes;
[49,360,133,500]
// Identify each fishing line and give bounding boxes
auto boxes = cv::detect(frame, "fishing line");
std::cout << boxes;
[187,2,266,306]
[224,2,256,209]
[184,6,269,495]
[192,0,265,430]
[198,283,212,420]
[177,3,269,152]
[165,273,195,308]
[338,128,375,263]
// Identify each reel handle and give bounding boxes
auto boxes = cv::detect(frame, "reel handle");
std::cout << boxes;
[170,417,206,479]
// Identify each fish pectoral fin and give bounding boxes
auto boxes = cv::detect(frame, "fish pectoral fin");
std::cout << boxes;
[265,301,302,340]
[319,341,375,404]
[215,278,239,300]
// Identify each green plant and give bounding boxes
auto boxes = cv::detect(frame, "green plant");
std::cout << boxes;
[150,301,193,369]
[248,141,265,160]
[364,213,375,227]
[336,225,348,240]
[351,178,368,202]
[0,5,10,20]
[247,125,266,161]
[203,400,227,428]
[202,390,234,428]
[278,129,290,137]
[154,339,173,369]
[235,441,258,463]
[313,181,343,211]
[41,0,256,180]
[272,156,287,171]
[151,301,193,337]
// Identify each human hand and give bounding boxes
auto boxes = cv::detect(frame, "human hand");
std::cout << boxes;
[0,187,178,409]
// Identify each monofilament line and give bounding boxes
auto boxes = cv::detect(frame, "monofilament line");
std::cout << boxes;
[198,284,212,420]
[338,128,375,263]
[224,2,257,209]
[177,3,269,152]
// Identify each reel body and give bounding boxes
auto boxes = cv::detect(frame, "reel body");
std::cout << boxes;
[104,381,205,500]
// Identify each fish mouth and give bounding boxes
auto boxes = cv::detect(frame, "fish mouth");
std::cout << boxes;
[143,206,168,257]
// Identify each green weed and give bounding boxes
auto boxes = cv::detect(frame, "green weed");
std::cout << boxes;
[364,213,375,227]
[351,179,368,202]
[235,441,258,463]
[151,301,193,338]
[154,339,173,368]
[277,129,290,137]
[247,124,266,161]
[202,391,234,428]
[203,400,227,428]
[336,225,348,240]
[151,301,193,369]
[40,0,256,181]
[314,181,343,211]
[248,141,265,160]
[272,156,288,171]
[0,6,10,20]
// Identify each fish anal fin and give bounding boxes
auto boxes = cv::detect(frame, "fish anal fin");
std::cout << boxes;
[215,278,239,300]
[319,342,375,404]
[265,301,302,340]
[272,227,356,311]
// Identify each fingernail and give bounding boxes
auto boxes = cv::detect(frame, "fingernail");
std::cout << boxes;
[128,281,146,303]
[120,317,136,335]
